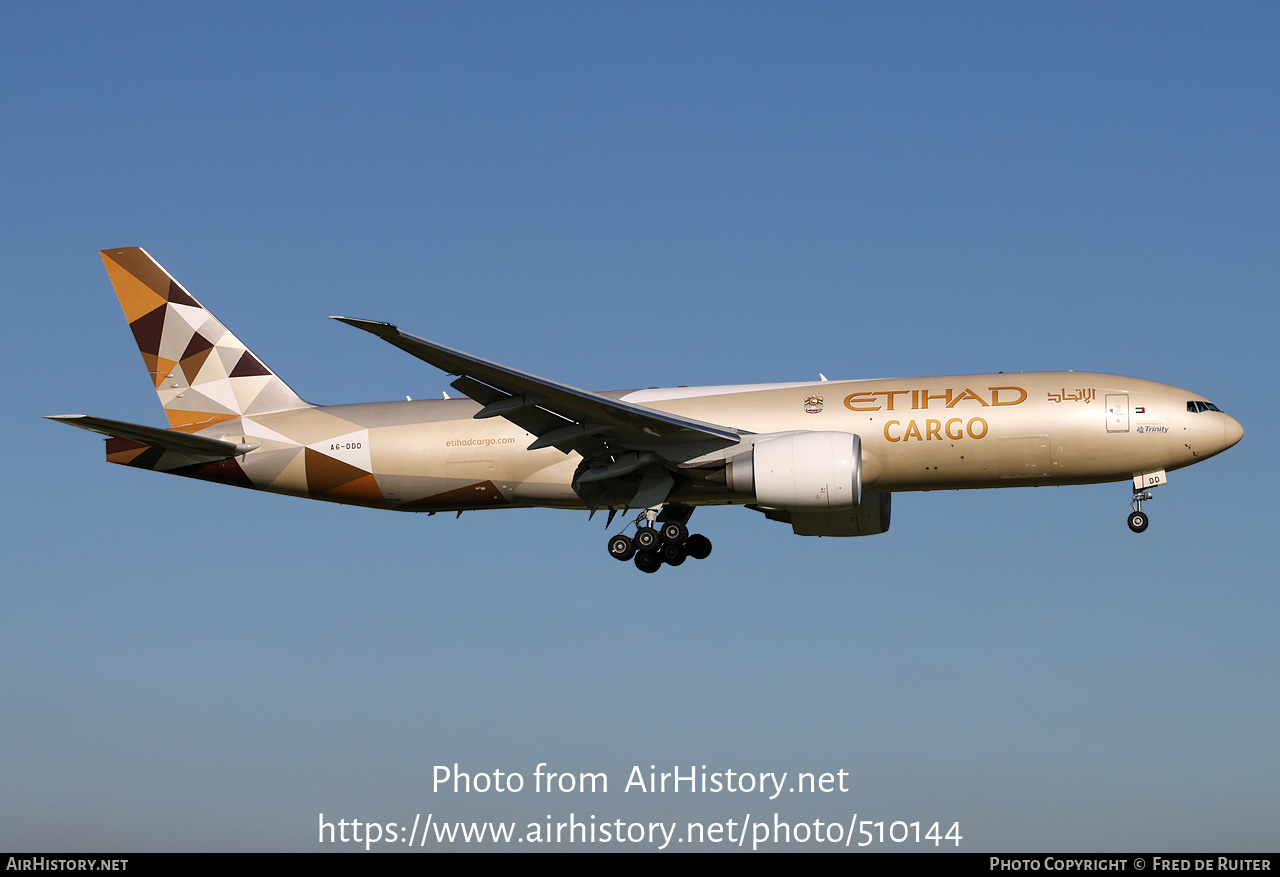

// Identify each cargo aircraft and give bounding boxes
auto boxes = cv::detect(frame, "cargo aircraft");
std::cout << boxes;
[50,248,1244,572]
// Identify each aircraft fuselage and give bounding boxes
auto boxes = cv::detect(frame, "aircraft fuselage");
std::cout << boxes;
[144,371,1240,513]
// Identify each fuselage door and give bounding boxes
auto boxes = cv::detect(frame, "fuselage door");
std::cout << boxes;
[997,434,1051,478]
[1105,394,1130,433]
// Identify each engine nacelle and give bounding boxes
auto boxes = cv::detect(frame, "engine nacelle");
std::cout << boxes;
[727,431,862,510]
[754,492,892,537]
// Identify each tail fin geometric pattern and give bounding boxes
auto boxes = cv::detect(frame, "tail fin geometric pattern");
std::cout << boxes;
[100,247,310,430]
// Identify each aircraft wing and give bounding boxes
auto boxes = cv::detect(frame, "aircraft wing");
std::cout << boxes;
[331,318,741,461]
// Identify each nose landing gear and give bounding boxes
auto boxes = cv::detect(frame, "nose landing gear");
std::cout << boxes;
[1127,471,1168,533]
[1128,490,1152,533]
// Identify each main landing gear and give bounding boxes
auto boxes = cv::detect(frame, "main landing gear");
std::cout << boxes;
[607,514,713,573]
[1128,489,1152,533]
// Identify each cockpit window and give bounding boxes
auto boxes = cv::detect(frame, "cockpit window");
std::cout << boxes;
[1187,401,1224,413]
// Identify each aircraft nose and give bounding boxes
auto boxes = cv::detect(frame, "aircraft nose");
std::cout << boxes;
[1224,415,1244,449]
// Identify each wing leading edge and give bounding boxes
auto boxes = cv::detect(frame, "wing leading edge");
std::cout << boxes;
[331,317,741,458]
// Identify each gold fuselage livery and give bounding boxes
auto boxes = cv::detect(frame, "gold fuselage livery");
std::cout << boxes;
[51,248,1244,573]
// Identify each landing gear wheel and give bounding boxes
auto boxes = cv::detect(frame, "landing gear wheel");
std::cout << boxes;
[634,527,660,550]
[1127,511,1149,533]
[685,534,712,560]
[634,550,662,573]
[660,521,689,544]
[608,534,636,561]
[660,542,687,565]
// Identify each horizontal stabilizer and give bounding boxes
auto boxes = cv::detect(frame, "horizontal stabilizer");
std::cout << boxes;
[46,414,259,457]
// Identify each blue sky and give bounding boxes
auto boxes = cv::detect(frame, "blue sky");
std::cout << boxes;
[2,2,1276,851]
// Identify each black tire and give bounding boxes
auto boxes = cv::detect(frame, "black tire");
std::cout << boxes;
[660,542,687,565]
[634,527,660,550]
[608,534,635,561]
[660,521,689,544]
[685,534,712,559]
[634,550,662,573]
[1127,511,1149,533]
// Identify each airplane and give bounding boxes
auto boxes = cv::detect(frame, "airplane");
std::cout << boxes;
[49,247,1244,573]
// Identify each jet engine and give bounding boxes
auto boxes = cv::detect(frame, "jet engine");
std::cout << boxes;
[722,431,890,536]
[753,492,892,536]
[725,431,861,510]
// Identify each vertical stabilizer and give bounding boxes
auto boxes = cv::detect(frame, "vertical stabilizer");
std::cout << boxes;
[100,247,310,430]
